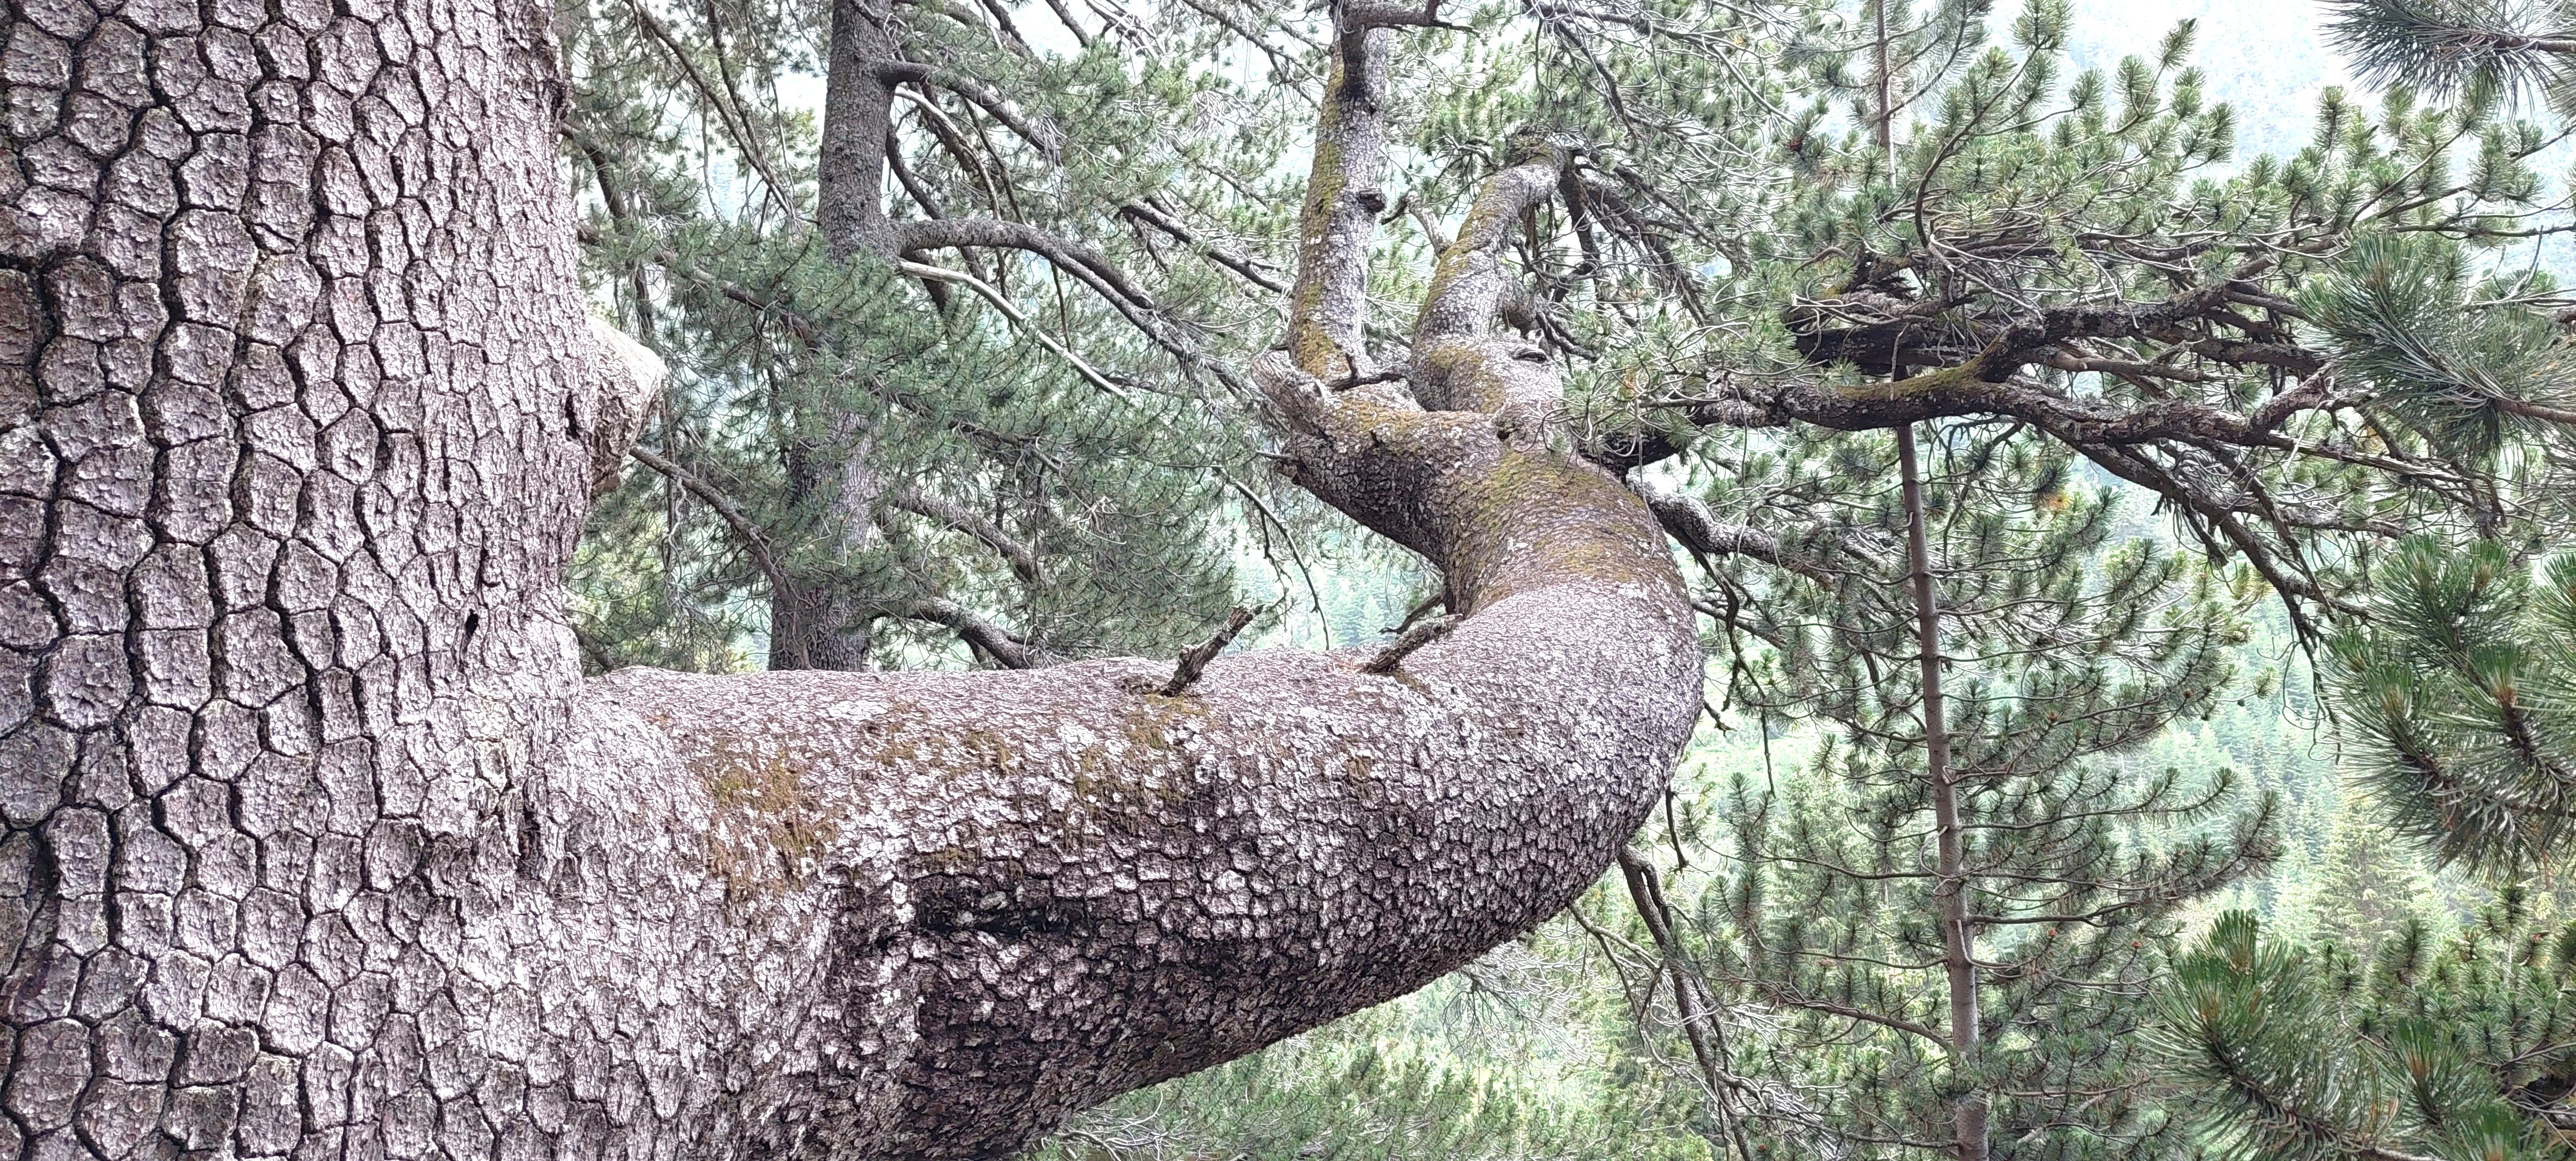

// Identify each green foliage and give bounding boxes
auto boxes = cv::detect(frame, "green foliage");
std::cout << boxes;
[2305,234,2576,460]
[1032,954,1711,1161]
[2330,539,2576,870]
[2155,894,2576,1161]
[567,223,1246,669]
[1677,424,2273,1159]
[2324,0,2576,106]
[2281,801,2448,954]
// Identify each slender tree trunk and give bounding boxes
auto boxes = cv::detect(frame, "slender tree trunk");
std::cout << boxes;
[1899,423,1987,1161]
[1872,0,1895,163]
[1618,852,1754,1161]
[1,3,1700,1158]
[1877,46,1983,1155]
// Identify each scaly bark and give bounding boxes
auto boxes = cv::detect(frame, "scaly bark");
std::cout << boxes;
[0,2,1700,1159]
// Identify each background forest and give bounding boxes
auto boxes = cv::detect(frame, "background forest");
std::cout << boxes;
[553,0,2576,1156]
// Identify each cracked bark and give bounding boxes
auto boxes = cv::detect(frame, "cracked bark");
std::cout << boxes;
[0,2,1701,1158]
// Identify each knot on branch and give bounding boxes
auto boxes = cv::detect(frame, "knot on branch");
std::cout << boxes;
[583,317,668,496]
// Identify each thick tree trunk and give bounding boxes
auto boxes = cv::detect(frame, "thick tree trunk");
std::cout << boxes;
[1,2,1702,1158]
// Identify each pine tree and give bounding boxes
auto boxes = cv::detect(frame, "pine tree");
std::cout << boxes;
[2156,891,2576,1161]
[2330,539,2576,870]
[2154,540,2576,1159]
[1572,1,2576,1156]
[559,0,1295,672]
[2285,801,2446,957]
[1671,425,2276,1161]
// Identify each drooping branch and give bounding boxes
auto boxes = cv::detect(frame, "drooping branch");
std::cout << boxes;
[1633,478,1833,586]
[890,487,1046,583]
[890,217,1176,353]
[1119,198,1290,295]
[815,1,1241,397]
[636,448,1057,669]
[630,446,796,602]
[875,60,1064,160]
[629,0,803,222]
[1037,0,1093,47]
[896,260,1137,399]
[902,596,1056,667]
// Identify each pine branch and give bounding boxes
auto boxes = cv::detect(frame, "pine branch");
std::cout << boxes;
[888,488,1045,584]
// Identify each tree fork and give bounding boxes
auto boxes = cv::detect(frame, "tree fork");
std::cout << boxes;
[1,3,1699,1159]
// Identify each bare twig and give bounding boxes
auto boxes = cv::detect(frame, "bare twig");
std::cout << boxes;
[1161,606,1257,696]
[1363,613,1461,675]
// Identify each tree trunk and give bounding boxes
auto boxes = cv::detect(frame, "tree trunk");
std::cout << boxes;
[1,3,1702,1159]
[1899,425,1988,1161]
[767,426,882,672]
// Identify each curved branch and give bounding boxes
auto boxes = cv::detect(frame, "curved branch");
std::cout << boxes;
[628,445,794,601]
[901,596,1055,668]
[896,260,1137,400]
[1634,479,1834,586]
[877,60,1063,161]
[628,0,802,222]
[1118,198,1289,295]
[1412,152,1566,355]
[890,487,1046,583]
[894,218,1163,329]
[574,16,1696,1159]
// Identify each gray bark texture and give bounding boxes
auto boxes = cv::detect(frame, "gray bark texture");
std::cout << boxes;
[0,0,1704,1155]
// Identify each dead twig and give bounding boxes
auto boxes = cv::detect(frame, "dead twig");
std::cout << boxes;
[1161,606,1257,696]
[1364,613,1462,675]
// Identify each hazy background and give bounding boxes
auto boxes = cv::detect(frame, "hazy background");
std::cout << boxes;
[2066,0,2353,163]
